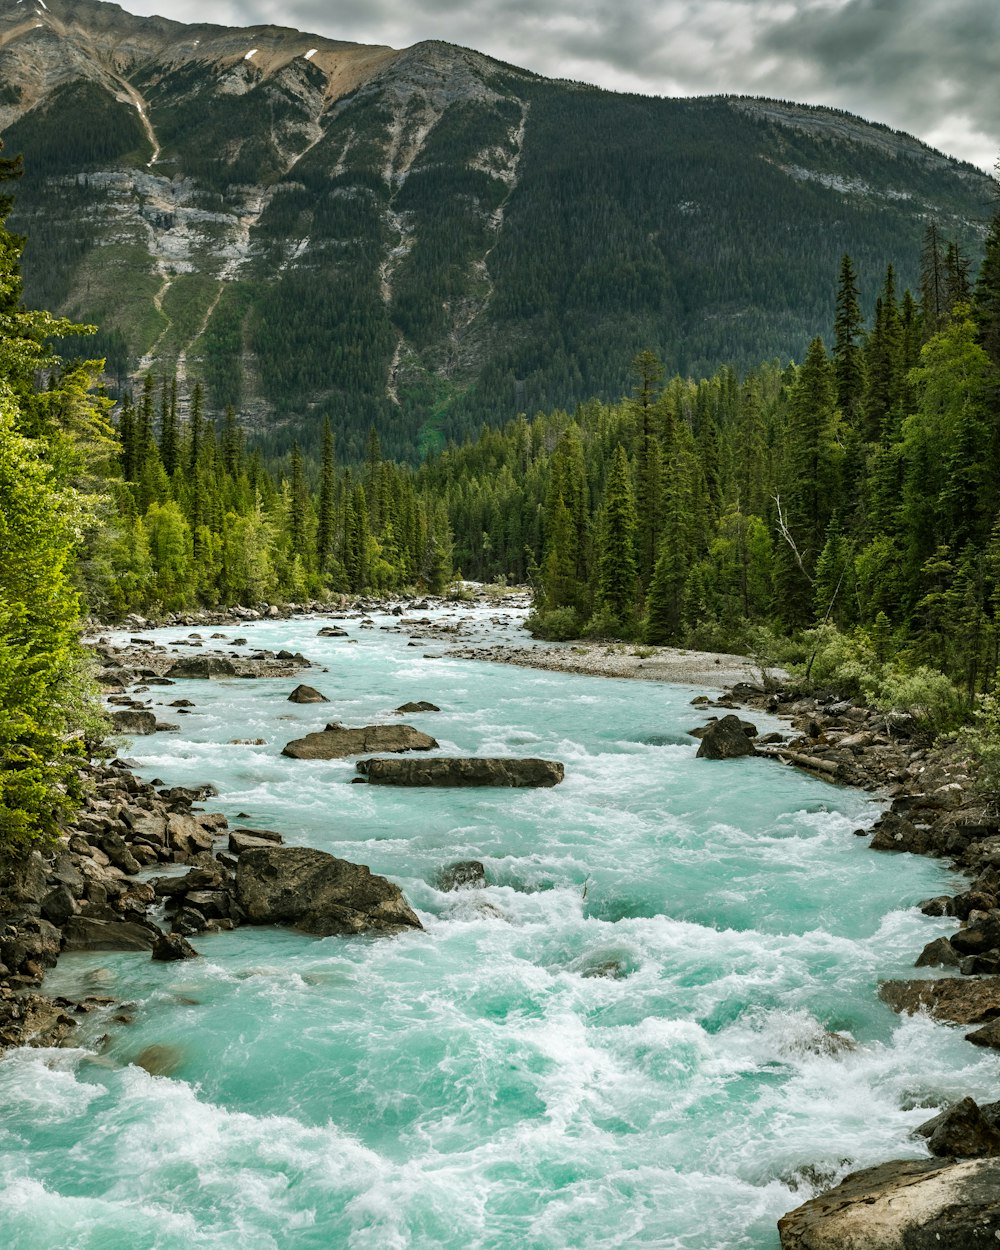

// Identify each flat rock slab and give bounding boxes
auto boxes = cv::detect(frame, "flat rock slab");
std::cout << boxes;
[165,656,237,678]
[357,757,564,787]
[879,977,1000,1024]
[62,917,161,952]
[235,846,422,936]
[282,723,438,760]
[778,1157,1000,1249]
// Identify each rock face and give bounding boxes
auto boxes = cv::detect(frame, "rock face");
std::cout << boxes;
[357,756,564,787]
[235,846,422,936]
[282,723,438,759]
[287,684,329,704]
[777,1157,1000,1249]
[695,714,757,759]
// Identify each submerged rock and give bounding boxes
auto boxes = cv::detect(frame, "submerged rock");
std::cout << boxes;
[437,860,487,891]
[357,756,565,787]
[282,723,438,760]
[695,715,756,760]
[235,846,423,936]
[778,1157,1000,1248]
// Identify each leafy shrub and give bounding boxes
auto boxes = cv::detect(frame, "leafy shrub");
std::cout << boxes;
[524,607,581,640]
[581,609,631,641]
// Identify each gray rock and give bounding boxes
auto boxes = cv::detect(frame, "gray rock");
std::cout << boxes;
[288,684,330,704]
[356,756,564,787]
[235,846,422,936]
[110,709,158,735]
[228,830,285,855]
[152,932,199,961]
[62,917,160,952]
[916,1097,1000,1158]
[914,936,961,968]
[879,977,1000,1024]
[778,1157,1000,1249]
[165,656,237,679]
[395,701,441,713]
[437,860,487,891]
[695,715,756,759]
[282,723,438,760]
[317,627,349,637]
[966,1019,1000,1048]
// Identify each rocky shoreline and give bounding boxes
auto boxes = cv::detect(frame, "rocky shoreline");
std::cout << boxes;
[4,609,1000,1246]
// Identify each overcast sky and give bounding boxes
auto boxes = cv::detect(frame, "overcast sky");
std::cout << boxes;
[123,0,999,172]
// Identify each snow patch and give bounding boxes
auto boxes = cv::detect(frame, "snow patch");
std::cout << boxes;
[304,49,317,60]
[245,49,258,61]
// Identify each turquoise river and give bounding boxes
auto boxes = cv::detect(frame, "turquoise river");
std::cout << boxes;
[2,607,996,1250]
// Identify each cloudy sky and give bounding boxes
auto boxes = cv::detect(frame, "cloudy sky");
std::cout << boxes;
[123,0,999,172]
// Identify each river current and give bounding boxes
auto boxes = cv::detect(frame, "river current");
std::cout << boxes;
[2,607,996,1250]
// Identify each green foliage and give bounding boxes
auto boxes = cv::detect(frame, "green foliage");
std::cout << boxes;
[524,607,582,640]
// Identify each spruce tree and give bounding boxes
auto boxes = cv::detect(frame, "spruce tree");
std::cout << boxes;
[833,254,865,423]
[595,444,638,628]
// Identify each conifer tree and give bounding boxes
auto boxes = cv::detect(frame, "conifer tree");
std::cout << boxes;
[833,254,865,423]
[595,444,638,627]
[317,416,336,571]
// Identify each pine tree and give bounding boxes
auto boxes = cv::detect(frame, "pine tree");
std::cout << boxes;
[595,444,638,627]
[317,417,336,572]
[833,253,865,422]
[973,209,1000,369]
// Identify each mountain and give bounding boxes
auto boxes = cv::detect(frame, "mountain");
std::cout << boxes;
[0,0,995,459]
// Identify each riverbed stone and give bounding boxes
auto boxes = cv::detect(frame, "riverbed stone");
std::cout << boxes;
[695,715,756,759]
[110,709,158,735]
[916,1097,1000,1158]
[288,684,329,704]
[165,655,237,679]
[777,1157,1000,1249]
[62,916,161,952]
[235,846,422,936]
[879,977,1000,1024]
[357,756,564,787]
[282,723,438,760]
[437,860,487,890]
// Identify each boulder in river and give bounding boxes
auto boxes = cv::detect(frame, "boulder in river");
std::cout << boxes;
[317,626,349,637]
[288,684,329,704]
[62,916,161,952]
[235,846,422,936]
[356,756,564,787]
[282,723,438,760]
[777,1157,1000,1249]
[110,709,158,735]
[879,976,1000,1024]
[916,1097,1000,1158]
[437,860,487,890]
[695,714,757,760]
[165,656,237,679]
[395,701,441,714]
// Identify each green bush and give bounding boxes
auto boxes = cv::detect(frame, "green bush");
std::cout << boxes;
[524,606,582,640]
[581,609,630,641]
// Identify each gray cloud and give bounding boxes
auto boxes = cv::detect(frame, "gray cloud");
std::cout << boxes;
[126,0,999,170]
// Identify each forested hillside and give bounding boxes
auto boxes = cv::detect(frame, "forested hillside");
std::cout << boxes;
[0,0,994,458]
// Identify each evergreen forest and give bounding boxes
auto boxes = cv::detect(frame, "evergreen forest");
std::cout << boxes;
[5,121,1000,850]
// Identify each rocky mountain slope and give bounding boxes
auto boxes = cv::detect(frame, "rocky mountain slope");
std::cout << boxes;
[0,0,995,458]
